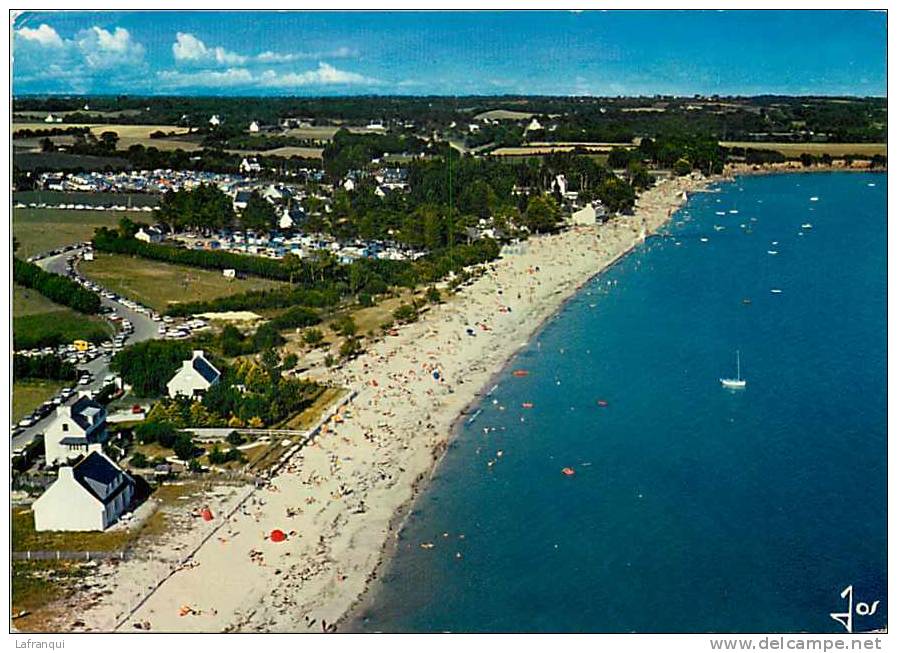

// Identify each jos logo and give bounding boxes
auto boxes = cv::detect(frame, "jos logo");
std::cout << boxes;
[830,585,880,633]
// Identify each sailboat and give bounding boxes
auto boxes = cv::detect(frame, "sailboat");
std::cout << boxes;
[720,350,747,389]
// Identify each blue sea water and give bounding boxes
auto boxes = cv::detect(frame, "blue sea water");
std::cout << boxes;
[353,172,887,633]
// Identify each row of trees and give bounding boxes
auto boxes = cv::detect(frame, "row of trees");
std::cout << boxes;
[93,226,292,280]
[13,258,101,314]
[165,286,341,317]
[13,354,77,381]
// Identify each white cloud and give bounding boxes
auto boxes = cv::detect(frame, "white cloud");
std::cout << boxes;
[76,26,145,69]
[172,32,247,65]
[262,62,376,87]
[158,67,255,88]
[174,34,355,67]
[157,62,379,90]
[15,23,64,48]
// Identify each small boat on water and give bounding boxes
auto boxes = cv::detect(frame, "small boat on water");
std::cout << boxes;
[770,288,783,294]
[768,250,778,255]
[810,196,819,202]
[713,225,725,231]
[700,237,709,243]
[802,223,813,229]
[720,350,747,389]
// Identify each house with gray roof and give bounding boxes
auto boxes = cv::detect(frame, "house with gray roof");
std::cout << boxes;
[44,394,108,465]
[167,350,221,399]
[33,445,135,531]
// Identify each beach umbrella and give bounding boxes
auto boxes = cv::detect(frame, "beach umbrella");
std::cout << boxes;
[201,507,213,521]
[270,529,287,543]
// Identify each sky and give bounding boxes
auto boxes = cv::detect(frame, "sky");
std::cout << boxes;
[11,10,887,97]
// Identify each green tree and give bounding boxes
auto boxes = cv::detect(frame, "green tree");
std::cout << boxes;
[302,328,324,347]
[393,303,418,324]
[240,191,278,233]
[522,195,562,234]
[129,452,149,468]
[173,434,196,461]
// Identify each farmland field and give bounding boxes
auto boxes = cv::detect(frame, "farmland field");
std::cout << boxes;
[227,146,324,159]
[12,122,195,151]
[282,126,340,140]
[473,109,535,121]
[80,252,288,312]
[720,141,887,157]
[491,143,628,156]
[13,207,126,258]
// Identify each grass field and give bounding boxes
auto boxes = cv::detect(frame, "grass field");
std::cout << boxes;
[283,386,346,430]
[720,142,887,157]
[15,190,160,208]
[80,252,288,312]
[13,207,126,258]
[13,284,112,350]
[13,380,66,422]
[282,126,340,140]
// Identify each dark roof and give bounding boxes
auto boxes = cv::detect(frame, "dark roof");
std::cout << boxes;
[192,356,220,384]
[60,436,87,446]
[73,451,134,505]
[235,191,252,202]
[69,396,104,431]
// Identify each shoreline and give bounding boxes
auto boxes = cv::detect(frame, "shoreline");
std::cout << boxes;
[336,235,670,632]
[68,166,876,634]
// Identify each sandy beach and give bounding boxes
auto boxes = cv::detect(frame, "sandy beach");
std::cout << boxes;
[68,172,716,633]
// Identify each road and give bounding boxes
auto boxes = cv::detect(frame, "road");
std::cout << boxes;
[12,246,161,453]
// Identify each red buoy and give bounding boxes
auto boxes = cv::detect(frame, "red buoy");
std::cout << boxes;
[270,529,287,543]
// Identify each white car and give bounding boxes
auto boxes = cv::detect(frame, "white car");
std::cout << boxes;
[18,417,35,428]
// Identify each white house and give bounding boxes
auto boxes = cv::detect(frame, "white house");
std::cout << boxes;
[525,118,544,132]
[209,114,221,127]
[167,350,221,399]
[44,395,108,466]
[33,446,135,532]
[279,207,294,230]
[366,120,385,131]
[44,113,55,123]
[223,268,236,279]
[233,190,252,212]
[240,157,261,174]
[343,178,356,192]
[570,201,608,226]
[552,174,568,197]
[249,121,260,133]
[134,226,163,243]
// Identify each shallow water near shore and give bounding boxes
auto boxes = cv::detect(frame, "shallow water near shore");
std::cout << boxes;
[350,172,887,633]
